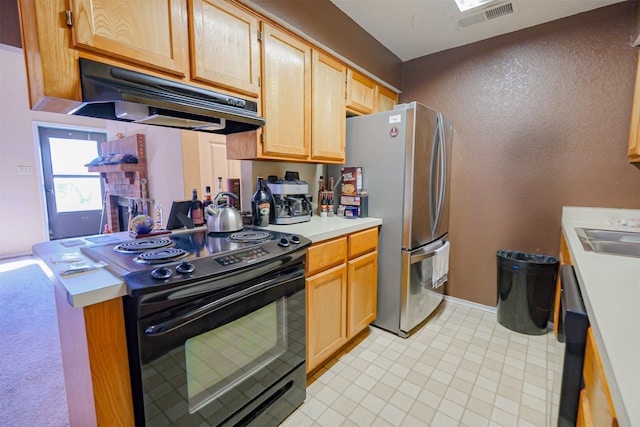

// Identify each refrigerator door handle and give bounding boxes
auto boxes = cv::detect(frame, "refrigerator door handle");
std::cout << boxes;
[429,118,440,233]
[431,114,446,236]
[409,240,444,264]
[410,250,434,264]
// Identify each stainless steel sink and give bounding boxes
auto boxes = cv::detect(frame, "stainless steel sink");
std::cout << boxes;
[581,229,640,244]
[575,228,640,258]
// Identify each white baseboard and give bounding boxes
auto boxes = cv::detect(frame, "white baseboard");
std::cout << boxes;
[444,295,497,314]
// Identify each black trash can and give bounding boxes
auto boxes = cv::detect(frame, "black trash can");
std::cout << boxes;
[496,250,559,335]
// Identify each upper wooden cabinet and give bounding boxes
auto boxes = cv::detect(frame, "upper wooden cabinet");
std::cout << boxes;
[19,0,397,164]
[69,0,188,77]
[189,0,260,97]
[227,32,347,163]
[346,69,376,115]
[628,53,640,162]
[346,68,398,116]
[376,84,398,112]
[311,50,346,162]
[260,23,311,159]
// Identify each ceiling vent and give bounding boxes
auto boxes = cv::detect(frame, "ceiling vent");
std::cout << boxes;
[457,1,516,28]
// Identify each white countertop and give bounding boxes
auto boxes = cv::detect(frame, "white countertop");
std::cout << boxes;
[561,206,640,427]
[32,216,382,309]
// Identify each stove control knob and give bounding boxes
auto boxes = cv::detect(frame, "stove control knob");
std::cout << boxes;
[278,237,290,247]
[290,235,301,244]
[151,267,172,280]
[176,261,195,274]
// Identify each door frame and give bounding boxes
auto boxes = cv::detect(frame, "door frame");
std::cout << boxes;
[32,121,107,241]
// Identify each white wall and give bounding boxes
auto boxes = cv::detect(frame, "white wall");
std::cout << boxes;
[0,44,106,257]
[104,122,184,227]
[0,44,185,257]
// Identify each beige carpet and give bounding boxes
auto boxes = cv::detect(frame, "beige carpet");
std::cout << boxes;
[0,259,69,426]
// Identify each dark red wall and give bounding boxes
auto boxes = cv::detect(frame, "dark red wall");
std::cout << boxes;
[402,2,640,305]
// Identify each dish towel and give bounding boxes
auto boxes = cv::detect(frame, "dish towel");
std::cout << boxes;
[432,241,450,290]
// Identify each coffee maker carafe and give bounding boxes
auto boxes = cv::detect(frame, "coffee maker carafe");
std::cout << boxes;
[266,172,312,224]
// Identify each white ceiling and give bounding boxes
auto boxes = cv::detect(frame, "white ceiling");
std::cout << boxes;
[329,0,626,61]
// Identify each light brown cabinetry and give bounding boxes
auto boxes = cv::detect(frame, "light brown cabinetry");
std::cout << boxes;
[347,228,378,336]
[306,227,378,374]
[578,327,618,427]
[376,84,398,112]
[227,34,347,163]
[189,0,261,97]
[346,69,376,115]
[628,53,640,162]
[69,0,188,76]
[260,23,311,159]
[306,237,348,372]
[311,51,346,162]
[346,68,398,116]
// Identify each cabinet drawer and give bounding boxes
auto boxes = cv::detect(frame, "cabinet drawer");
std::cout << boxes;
[306,237,347,276]
[348,227,378,259]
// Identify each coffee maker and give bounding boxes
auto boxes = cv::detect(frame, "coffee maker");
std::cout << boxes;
[266,172,312,224]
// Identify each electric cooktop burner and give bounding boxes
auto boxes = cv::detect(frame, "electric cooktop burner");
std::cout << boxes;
[133,247,188,264]
[228,230,271,243]
[114,238,174,254]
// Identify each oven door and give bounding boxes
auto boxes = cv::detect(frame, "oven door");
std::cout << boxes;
[557,264,589,427]
[126,264,306,427]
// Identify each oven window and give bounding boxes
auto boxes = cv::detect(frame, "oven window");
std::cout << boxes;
[185,298,287,414]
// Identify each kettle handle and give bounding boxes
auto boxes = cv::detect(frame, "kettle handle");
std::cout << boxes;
[214,191,239,205]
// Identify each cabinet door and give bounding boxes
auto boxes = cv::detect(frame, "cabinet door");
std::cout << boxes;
[261,23,311,159]
[346,69,375,115]
[376,85,397,112]
[347,250,377,338]
[629,54,640,162]
[311,50,346,162]
[69,0,188,76]
[581,327,617,427]
[306,264,348,373]
[189,0,260,97]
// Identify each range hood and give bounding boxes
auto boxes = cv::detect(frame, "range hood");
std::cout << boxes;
[70,58,265,135]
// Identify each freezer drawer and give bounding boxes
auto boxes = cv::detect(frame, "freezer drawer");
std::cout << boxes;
[399,241,446,337]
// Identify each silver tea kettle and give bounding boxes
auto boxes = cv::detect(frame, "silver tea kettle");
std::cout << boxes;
[206,192,243,232]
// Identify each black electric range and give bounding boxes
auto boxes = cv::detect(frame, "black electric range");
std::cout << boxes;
[81,226,310,296]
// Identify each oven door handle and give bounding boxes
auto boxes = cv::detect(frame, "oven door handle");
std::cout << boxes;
[144,270,302,336]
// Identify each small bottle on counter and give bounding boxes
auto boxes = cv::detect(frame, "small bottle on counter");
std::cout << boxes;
[252,177,271,227]
[154,201,164,230]
[202,186,213,220]
[189,188,205,227]
[103,224,112,234]
[320,192,328,217]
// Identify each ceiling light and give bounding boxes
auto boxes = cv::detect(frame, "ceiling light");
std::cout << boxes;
[454,0,496,12]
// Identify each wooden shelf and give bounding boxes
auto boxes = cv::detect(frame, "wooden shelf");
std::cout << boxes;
[87,164,145,173]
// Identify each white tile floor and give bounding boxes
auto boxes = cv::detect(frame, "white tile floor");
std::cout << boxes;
[282,300,564,427]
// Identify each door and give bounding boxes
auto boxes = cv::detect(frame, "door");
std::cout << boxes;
[38,126,107,240]
[129,266,306,425]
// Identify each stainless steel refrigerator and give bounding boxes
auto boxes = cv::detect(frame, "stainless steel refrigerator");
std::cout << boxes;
[330,102,453,337]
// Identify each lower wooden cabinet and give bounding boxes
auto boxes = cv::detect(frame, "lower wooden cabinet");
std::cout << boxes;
[306,263,348,371]
[306,227,379,374]
[579,327,617,427]
[347,250,377,337]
